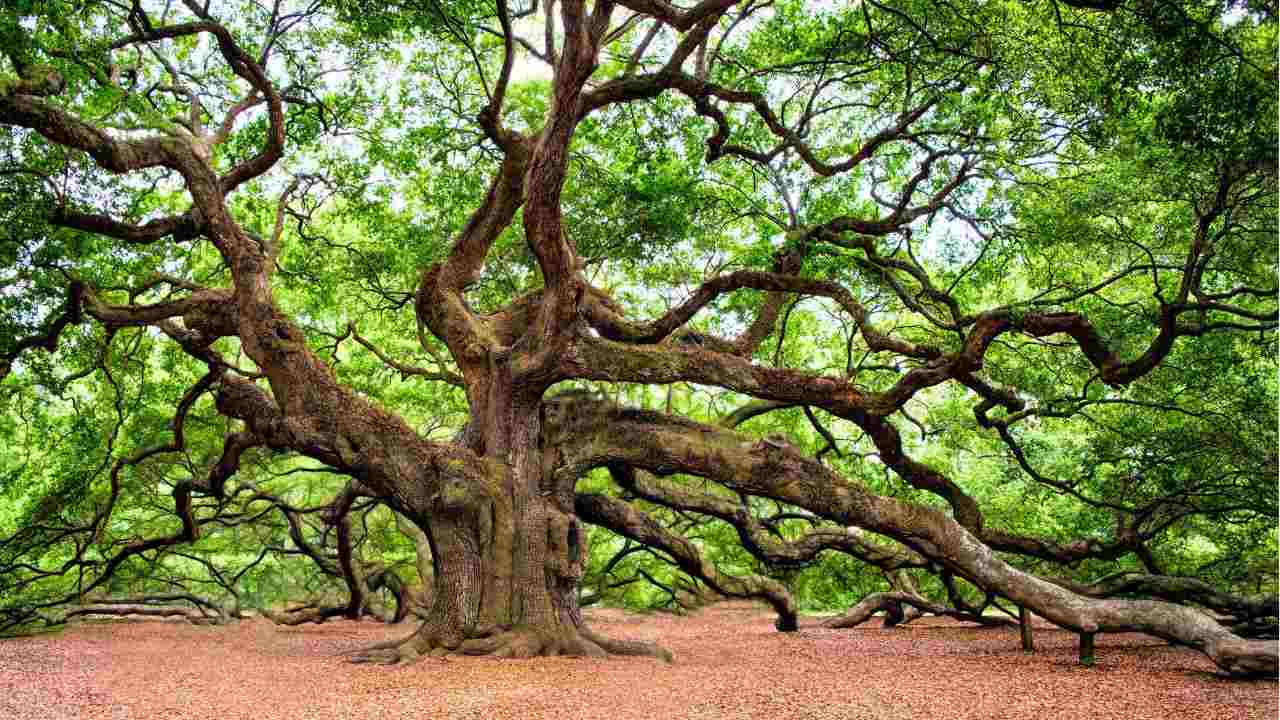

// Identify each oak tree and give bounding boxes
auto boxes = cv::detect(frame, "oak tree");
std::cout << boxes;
[0,0,1275,674]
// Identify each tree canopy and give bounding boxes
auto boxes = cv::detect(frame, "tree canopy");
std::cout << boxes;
[0,0,1275,675]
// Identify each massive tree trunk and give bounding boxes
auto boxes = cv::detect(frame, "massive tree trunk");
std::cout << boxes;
[354,387,667,663]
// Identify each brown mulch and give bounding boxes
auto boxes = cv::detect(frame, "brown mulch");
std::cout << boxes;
[0,602,1274,720]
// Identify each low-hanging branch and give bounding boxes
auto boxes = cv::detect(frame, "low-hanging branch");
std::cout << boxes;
[574,491,799,631]
[546,395,1278,676]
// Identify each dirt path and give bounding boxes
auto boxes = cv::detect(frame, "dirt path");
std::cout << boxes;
[0,603,1273,719]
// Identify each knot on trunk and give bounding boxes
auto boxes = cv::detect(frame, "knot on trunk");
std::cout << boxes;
[430,474,486,516]
[545,511,584,581]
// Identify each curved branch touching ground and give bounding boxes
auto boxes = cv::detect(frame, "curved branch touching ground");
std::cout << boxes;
[825,571,1015,630]
[59,591,230,625]
[821,591,1014,630]
[261,562,418,626]
[575,490,798,631]
[883,572,928,626]
[545,397,1278,677]
[63,601,224,625]
[261,604,348,626]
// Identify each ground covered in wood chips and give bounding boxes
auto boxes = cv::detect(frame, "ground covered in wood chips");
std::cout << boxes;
[0,602,1274,720]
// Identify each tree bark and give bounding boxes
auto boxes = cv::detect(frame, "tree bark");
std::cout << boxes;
[354,393,668,662]
[1080,632,1096,666]
[1020,606,1034,651]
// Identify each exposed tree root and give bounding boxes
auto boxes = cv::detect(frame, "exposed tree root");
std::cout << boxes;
[581,626,674,661]
[348,624,672,663]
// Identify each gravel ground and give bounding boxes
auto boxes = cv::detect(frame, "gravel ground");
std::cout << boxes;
[0,602,1274,720]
